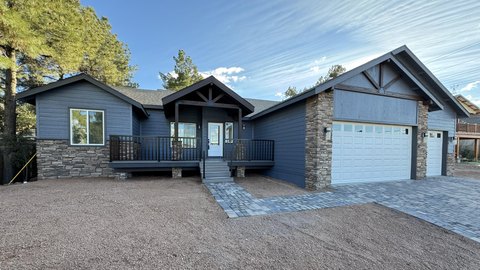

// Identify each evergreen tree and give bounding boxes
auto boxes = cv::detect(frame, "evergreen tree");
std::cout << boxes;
[159,50,203,91]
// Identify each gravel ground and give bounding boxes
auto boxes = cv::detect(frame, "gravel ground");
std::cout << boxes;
[455,162,480,180]
[235,174,309,197]
[1,177,480,269]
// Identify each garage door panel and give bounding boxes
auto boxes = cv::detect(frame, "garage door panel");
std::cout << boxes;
[332,121,412,184]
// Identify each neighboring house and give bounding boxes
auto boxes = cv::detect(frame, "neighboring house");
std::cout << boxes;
[456,94,480,124]
[455,95,480,160]
[17,45,469,190]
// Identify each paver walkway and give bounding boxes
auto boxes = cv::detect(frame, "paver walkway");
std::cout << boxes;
[205,177,480,242]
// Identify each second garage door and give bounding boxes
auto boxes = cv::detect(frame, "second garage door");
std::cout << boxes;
[332,122,412,184]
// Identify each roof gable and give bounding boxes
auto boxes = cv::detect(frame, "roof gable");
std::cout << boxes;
[161,76,255,116]
[16,73,149,117]
[251,45,468,119]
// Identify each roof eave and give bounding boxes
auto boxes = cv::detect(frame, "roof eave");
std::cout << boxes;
[16,73,149,117]
[392,47,470,118]
[161,76,255,114]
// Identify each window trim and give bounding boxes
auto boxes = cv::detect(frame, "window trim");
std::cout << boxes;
[70,108,105,146]
[225,122,234,143]
[170,122,197,148]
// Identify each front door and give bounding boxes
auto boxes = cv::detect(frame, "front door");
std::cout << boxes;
[208,122,223,157]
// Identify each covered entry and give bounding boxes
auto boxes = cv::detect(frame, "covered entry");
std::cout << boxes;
[332,121,413,184]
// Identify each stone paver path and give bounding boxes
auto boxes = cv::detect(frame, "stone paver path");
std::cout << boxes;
[205,177,480,242]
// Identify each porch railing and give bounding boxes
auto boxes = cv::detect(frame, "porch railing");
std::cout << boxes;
[224,139,275,161]
[457,123,480,134]
[110,135,201,161]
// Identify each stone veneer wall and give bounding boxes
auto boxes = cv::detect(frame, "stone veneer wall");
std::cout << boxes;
[446,153,455,176]
[305,91,334,190]
[37,140,115,180]
[415,101,429,179]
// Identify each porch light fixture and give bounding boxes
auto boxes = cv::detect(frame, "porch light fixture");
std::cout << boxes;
[242,123,246,130]
[449,136,455,142]
[324,127,332,141]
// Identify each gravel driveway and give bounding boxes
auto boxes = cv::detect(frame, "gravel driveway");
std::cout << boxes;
[1,177,480,269]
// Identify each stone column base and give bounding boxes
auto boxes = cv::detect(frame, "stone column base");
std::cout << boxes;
[446,153,455,176]
[115,172,131,180]
[236,166,245,177]
[172,168,182,178]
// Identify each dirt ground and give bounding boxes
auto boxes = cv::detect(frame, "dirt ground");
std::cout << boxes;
[1,177,480,269]
[455,162,480,180]
[236,174,309,197]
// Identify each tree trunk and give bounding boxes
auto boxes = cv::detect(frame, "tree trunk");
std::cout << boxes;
[2,48,17,184]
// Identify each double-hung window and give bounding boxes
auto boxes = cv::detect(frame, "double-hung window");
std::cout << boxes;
[170,122,197,148]
[70,109,105,146]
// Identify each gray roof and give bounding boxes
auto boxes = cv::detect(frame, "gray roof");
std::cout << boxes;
[111,86,174,107]
[111,86,279,116]
[244,98,279,117]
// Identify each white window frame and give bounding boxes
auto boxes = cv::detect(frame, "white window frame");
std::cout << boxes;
[225,122,234,143]
[170,122,197,148]
[70,108,105,146]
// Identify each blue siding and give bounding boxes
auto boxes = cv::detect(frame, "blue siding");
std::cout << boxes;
[140,109,170,136]
[333,90,418,125]
[241,121,254,139]
[253,101,306,187]
[428,105,457,153]
[36,81,132,140]
[132,110,141,136]
[141,107,202,137]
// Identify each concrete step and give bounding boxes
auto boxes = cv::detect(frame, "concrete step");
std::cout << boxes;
[200,169,230,174]
[204,172,231,178]
[203,177,234,183]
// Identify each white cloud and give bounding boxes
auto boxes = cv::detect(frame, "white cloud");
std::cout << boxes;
[343,53,383,71]
[275,92,285,99]
[308,56,327,73]
[309,66,322,73]
[460,80,480,93]
[200,66,246,85]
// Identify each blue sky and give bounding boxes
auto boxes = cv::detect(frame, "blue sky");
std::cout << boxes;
[81,0,480,104]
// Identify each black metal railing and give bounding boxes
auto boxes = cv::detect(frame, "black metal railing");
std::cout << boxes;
[224,139,275,161]
[110,135,201,161]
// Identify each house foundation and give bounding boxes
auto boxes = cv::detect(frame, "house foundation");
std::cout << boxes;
[36,140,115,180]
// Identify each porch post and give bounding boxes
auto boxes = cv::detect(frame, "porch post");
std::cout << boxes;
[174,102,179,139]
[238,108,242,140]
[236,108,246,176]
[172,102,182,177]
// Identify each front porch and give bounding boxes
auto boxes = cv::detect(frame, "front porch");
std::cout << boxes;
[109,135,275,175]
[109,76,275,178]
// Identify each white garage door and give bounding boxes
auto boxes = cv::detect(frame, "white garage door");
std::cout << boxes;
[426,131,443,176]
[332,122,412,184]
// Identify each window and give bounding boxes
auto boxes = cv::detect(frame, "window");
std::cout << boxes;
[225,122,234,143]
[70,109,104,145]
[170,122,197,148]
